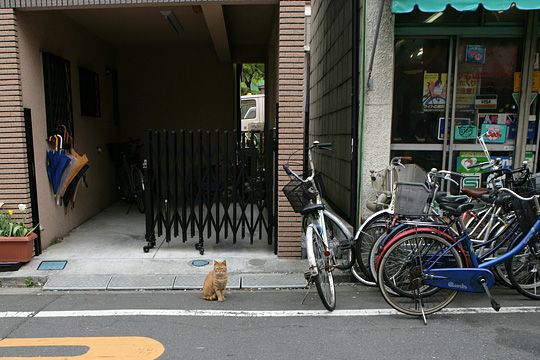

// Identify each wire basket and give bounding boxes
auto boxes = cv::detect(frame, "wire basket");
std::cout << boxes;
[283,179,316,213]
[393,182,432,216]
[514,172,540,197]
[511,196,539,233]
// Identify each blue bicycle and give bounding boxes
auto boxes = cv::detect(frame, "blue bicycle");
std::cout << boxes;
[377,186,540,323]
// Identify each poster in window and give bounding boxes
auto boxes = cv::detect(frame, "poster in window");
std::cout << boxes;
[480,123,507,144]
[456,72,481,111]
[465,45,486,64]
[422,72,447,112]
[479,113,516,141]
[513,71,540,92]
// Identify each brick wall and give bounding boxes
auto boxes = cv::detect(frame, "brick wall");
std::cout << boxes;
[277,1,306,258]
[0,9,31,220]
[308,0,353,220]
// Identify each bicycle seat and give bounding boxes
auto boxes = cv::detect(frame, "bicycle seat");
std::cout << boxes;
[435,192,469,204]
[480,192,513,206]
[461,187,489,199]
[300,203,325,215]
[439,202,474,216]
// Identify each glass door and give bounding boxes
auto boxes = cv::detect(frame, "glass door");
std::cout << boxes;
[448,37,524,187]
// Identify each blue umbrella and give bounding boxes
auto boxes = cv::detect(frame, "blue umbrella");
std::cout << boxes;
[46,135,71,194]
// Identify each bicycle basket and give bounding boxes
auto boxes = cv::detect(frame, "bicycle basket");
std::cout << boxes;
[514,172,540,197]
[511,197,539,233]
[283,179,316,213]
[393,182,431,216]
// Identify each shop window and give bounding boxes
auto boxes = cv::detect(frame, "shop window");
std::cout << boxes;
[79,67,101,117]
[392,38,449,144]
[42,52,74,139]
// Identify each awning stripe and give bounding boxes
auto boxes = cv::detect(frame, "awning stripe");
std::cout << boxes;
[393,1,540,14]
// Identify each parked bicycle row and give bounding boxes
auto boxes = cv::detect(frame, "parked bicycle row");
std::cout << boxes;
[284,133,540,324]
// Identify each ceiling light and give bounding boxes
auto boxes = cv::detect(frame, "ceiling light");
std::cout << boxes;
[425,12,443,23]
[160,11,183,35]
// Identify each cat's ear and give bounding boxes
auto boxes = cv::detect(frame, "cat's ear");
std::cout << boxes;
[223,260,226,265]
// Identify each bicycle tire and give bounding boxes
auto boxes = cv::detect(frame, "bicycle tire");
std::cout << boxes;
[356,220,388,282]
[378,233,463,317]
[325,215,355,270]
[131,167,146,214]
[505,234,540,300]
[307,225,336,311]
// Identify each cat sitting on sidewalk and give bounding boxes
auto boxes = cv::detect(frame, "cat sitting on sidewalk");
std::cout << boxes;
[202,260,228,302]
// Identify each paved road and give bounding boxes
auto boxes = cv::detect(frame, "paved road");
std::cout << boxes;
[1,284,539,359]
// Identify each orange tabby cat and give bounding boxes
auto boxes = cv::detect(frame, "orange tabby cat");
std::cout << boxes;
[202,260,228,301]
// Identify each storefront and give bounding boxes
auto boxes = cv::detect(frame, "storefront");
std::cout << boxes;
[390,1,540,188]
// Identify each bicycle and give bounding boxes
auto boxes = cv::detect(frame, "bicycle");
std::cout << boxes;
[283,140,355,311]
[108,139,145,214]
[376,183,540,324]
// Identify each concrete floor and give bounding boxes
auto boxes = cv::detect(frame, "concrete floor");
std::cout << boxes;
[1,202,307,289]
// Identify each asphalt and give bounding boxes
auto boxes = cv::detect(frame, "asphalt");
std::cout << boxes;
[0,285,539,359]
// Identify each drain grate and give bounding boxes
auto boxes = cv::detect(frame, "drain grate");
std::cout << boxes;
[191,260,210,267]
[38,261,67,270]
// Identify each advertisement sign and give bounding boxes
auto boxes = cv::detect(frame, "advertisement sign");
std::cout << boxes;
[454,125,477,140]
[480,124,507,143]
[465,45,486,64]
[422,72,447,112]
[438,117,472,140]
[456,152,535,174]
[456,72,481,111]
[514,71,540,92]
[461,174,481,189]
[475,94,497,110]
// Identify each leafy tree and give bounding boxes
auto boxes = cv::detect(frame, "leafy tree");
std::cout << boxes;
[241,63,265,95]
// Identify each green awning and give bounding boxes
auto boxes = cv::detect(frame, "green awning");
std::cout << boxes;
[392,1,540,13]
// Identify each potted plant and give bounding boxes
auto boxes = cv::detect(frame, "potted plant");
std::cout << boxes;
[0,202,38,263]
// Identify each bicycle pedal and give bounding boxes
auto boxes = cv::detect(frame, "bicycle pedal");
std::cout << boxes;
[479,277,501,312]
[304,271,311,281]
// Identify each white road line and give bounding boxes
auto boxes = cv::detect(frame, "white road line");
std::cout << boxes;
[0,311,34,318]
[0,307,539,318]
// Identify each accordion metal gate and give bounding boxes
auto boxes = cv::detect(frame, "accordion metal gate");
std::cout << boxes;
[143,129,276,254]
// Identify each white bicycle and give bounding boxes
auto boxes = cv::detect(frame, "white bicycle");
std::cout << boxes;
[283,140,343,311]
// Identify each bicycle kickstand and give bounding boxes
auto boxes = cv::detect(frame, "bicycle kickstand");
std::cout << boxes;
[416,288,428,326]
[301,271,314,305]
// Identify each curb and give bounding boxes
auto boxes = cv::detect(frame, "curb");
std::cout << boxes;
[0,276,47,288]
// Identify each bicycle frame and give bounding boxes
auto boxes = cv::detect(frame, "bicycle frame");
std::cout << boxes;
[422,217,540,293]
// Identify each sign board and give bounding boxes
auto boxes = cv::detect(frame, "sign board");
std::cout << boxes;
[475,94,497,109]
[465,45,486,64]
[514,71,540,92]
[438,117,472,140]
[461,174,481,188]
[422,72,447,112]
[454,124,477,140]
[481,123,507,143]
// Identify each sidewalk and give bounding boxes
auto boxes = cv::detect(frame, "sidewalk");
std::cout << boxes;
[0,202,352,290]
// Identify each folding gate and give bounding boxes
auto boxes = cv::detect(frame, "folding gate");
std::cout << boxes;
[143,129,276,254]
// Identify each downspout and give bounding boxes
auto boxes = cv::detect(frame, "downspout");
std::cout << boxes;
[351,0,361,230]
[356,0,367,225]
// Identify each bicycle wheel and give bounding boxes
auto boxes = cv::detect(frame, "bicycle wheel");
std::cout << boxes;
[356,221,388,282]
[377,233,463,317]
[325,215,355,270]
[131,167,145,213]
[307,225,336,311]
[506,234,540,300]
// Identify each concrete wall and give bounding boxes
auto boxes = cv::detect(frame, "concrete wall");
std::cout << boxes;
[18,10,119,248]
[117,45,235,139]
[359,0,394,219]
[308,0,353,219]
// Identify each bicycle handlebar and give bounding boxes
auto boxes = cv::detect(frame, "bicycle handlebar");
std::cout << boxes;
[499,187,538,201]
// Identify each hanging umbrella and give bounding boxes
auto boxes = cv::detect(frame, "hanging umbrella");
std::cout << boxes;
[46,135,71,194]
[57,147,89,201]
[63,164,90,209]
